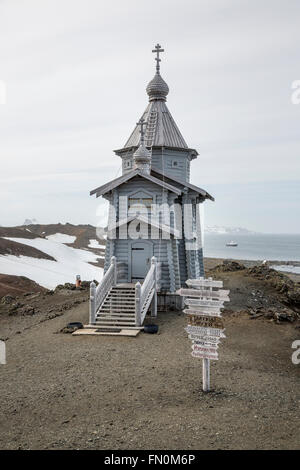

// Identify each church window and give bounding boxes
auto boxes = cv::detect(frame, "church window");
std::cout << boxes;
[128,192,153,212]
[128,197,152,209]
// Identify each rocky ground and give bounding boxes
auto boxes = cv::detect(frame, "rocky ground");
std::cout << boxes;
[0,282,91,340]
[0,260,299,450]
[0,274,47,299]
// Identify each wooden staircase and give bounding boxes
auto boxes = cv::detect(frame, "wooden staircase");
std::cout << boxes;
[89,256,158,331]
[95,285,136,329]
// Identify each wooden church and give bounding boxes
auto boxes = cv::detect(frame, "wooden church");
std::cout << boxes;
[89,44,213,328]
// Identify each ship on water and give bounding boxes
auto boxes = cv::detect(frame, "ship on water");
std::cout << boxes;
[226,241,238,247]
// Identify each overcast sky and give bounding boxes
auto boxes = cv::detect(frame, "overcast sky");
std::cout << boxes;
[0,0,299,233]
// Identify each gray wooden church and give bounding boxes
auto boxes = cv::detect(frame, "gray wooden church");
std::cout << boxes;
[89,44,213,329]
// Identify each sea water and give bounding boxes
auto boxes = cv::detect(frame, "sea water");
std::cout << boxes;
[203,233,300,264]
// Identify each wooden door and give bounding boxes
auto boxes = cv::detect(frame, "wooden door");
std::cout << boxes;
[131,242,152,281]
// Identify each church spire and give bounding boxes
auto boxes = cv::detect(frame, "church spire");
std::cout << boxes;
[146,43,169,102]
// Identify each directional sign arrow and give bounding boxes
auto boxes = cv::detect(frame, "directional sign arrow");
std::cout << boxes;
[186,279,223,288]
[177,288,229,301]
[191,351,219,360]
[192,344,218,354]
[192,339,220,348]
[183,308,222,317]
[184,297,223,310]
[188,333,223,342]
[185,326,226,337]
[187,314,225,329]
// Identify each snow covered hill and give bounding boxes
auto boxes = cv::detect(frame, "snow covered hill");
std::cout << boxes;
[0,225,105,289]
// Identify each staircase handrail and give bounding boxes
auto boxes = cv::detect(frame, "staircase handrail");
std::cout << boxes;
[135,256,158,326]
[89,256,117,324]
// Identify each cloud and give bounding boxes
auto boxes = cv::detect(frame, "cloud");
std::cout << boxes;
[0,0,299,231]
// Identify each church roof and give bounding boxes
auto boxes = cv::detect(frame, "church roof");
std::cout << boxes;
[90,168,182,198]
[150,167,214,201]
[90,167,213,201]
[121,100,189,150]
[114,44,197,156]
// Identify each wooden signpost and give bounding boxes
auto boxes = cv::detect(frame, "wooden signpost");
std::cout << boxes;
[177,276,230,392]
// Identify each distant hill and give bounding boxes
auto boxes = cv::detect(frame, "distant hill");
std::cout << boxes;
[205,225,257,235]
[23,218,38,226]
[17,223,106,249]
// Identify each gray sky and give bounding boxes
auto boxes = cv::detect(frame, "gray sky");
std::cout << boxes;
[0,0,299,233]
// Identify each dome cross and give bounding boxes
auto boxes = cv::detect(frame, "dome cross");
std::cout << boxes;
[136,117,147,146]
[152,43,164,74]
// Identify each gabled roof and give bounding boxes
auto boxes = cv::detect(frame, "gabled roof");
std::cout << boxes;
[90,166,214,201]
[150,167,214,201]
[105,213,180,238]
[90,168,182,198]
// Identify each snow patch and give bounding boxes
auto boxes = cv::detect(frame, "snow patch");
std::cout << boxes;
[273,265,300,275]
[88,239,106,249]
[46,233,76,244]
[0,237,103,289]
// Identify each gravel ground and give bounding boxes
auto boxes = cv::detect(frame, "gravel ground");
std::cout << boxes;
[0,287,299,449]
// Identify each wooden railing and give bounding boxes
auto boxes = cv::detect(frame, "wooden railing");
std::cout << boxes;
[89,256,117,324]
[135,256,158,326]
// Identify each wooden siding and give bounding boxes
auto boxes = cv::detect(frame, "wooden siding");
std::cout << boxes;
[151,148,190,182]
[102,177,205,290]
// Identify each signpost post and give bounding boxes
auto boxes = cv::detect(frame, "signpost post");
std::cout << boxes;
[177,277,230,393]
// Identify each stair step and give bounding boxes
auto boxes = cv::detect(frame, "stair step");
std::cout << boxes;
[111,289,135,292]
[96,320,136,324]
[98,310,135,315]
[97,320,136,324]
[106,294,134,298]
[96,316,136,321]
[103,305,135,309]
[109,295,135,298]
[100,304,135,312]
[97,312,135,318]
[105,302,135,306]
[100,312,135,316]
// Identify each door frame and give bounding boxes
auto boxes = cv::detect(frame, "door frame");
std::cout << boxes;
[128,240,154,282]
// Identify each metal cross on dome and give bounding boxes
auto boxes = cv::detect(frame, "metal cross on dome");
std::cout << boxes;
[152,43,164,73]
[136,117,147,145]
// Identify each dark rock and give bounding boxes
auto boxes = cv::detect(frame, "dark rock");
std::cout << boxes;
[8,302,23,315]
[1,295,16,305]
[247,265,300,310]
[19,305,35,316]
[247,306,297,323]
[212,260,245,272]
[55,283,76,292]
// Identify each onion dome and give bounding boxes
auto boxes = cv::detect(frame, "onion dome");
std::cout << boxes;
[146,73,169,102]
